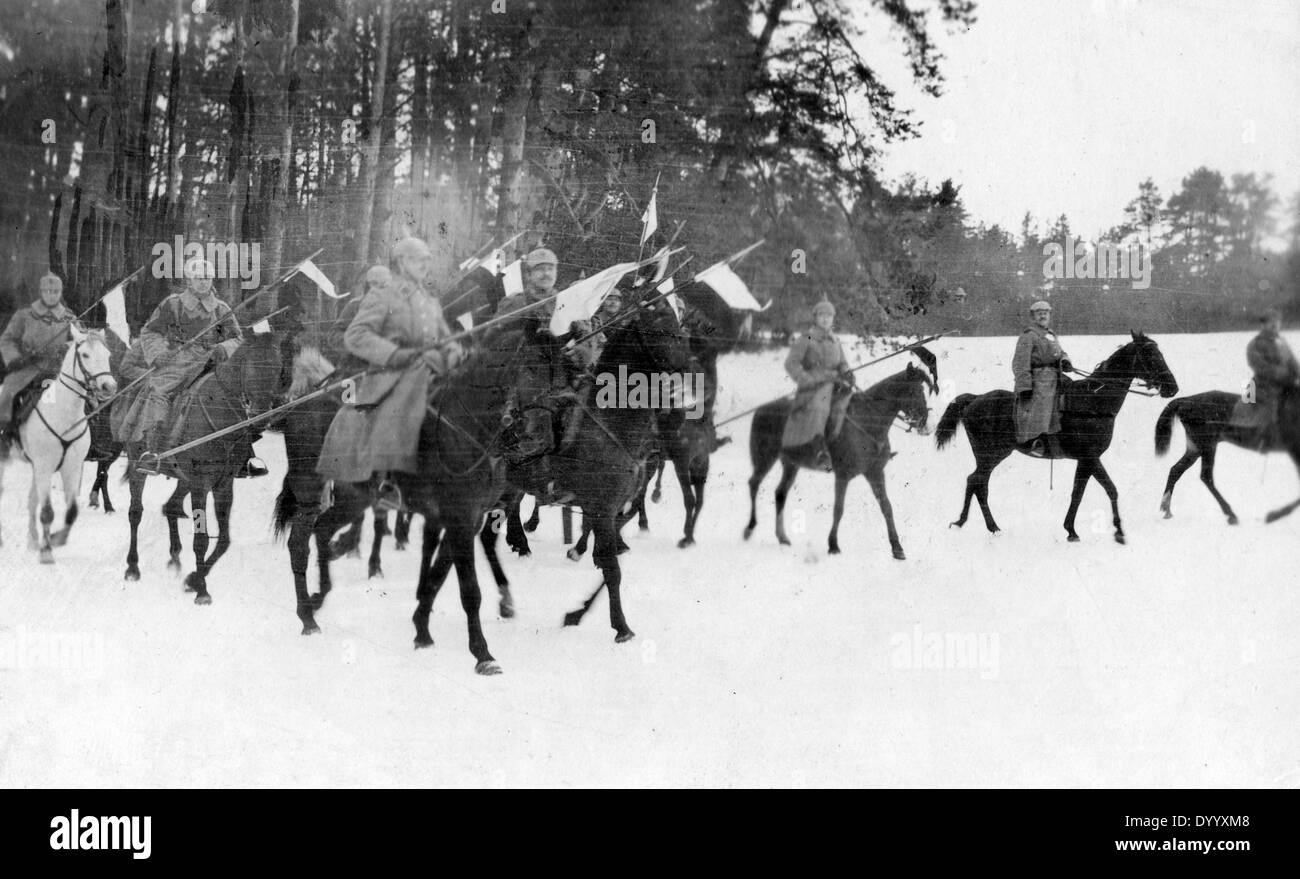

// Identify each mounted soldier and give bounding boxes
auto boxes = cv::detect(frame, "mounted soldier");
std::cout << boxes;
[781,297,852,471]
[120,257,266,477]
[492,247,589,503]
[315,236,463,511]
[0,272,76,455]
[1233,307,1300,449]
[1013,299,1072,457]
[320,264,391,375]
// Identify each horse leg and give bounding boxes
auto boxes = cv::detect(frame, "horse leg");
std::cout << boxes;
[185,480,214,604]
[773,460,799,546]
[368,509,388,578]
[1196,445,1238,525]
[88,460,104,509]
[561,504,573,544]
[480,518,513,618]
[1160,449,1199,519]
[394,511,412,549]
[1063,459,1094,543]
[567,516,592,562]
[49,452,84,547]
[412,518,447,648]
[1090,459,1126,544]
[744,445,779,540]
[505,496,530,556]
[29,468,56,564]
[675,459,696,547]
[125,468,146,580]
[203,477,235,570]
[651,458,666,503]
[595,513,634,642]
[828,473,849,554]
[288,493,322,635]
[100,457,117,513]
[448,521,499,675]
[865,467,905,560]
[163,482,187,572]
[685,461,707,547]
[524,496,541,533]
[0,458,5,547]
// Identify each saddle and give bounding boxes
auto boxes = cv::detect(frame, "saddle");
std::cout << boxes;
[11,381,50,427]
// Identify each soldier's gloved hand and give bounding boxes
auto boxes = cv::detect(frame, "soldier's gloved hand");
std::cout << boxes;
[207,346,230,366]
[440,341,464,372]
[387,348,420,369]
[418,349,447,373]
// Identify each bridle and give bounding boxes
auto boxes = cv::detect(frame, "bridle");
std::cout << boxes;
[31,336,113,467]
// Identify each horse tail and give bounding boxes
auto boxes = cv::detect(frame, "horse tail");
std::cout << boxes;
[935,394,976,450]
[272,479,297,542]
[1154,398,1182,457]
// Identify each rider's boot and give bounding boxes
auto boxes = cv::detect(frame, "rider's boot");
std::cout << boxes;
[136,426,166,476]
[234,438,269,478]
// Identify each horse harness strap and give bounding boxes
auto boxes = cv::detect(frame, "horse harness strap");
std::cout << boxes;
[25,339,106,470]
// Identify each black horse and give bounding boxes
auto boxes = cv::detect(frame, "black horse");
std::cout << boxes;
[1156,382,1300,524]
[936,332,1178,543]
[273,333,519,674]
[119,328,293,600]
[745,362,934,559]
[525,298,691,637]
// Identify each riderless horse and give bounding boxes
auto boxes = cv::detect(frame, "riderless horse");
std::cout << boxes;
[745,359,935,559]
[936,332,1178,543]
[0,326,117,562]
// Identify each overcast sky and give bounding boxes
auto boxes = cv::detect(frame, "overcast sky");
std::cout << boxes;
[866,0,1300,241]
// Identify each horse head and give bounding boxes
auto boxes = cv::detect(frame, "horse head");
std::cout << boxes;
[896,363,933,435]
[600,296,691,377]
[221,327,289,414]
[65,325,118,400]
[1105,331,1178,398]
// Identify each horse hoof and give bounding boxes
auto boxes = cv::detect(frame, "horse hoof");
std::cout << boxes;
[778,537,791,546]
[566,548,581,562]
[562,611,583,627]
[301,622,321,636]
[39,549,55,565]
[183,572,201,592]
[828,545,840,555]
[1115,534,1126,545]
[104,505,115,514]
[50,532,69,548]
[677,538,694,549]
[1227,516,1238,526]
[124,567,139,581]
[615,630,636,643]
[368,565,383,579]
[414,635,434,649]
[1067,534,1081,543]
[499,599,515,619]
[395,541,408,551]
[475,660,503,676]
[167,559,181,573]
[639,523,649,532]
[742,527,754,541]
[88,498,98,509]
[194,593,212,606]
[892,548,906,560]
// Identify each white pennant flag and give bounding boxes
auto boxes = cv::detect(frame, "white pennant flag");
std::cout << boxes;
[640,187,658,246]
[101,281,131,345]
[501,259,524,296]
[550,261,640,335]
[455,312,474,332]
[297,258,339,299]
[695,261,763,311]
[250,318,272,335]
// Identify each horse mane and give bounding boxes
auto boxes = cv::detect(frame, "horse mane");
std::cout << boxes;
[287,345,335,400]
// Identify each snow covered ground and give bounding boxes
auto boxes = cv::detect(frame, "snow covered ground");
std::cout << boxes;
[1,330,1297,787]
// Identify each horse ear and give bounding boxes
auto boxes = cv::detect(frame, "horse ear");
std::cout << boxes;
[905,362,917,375]
[69,322,86,341]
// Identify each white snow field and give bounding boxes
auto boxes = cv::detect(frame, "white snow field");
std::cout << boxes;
[1,330,1296,788]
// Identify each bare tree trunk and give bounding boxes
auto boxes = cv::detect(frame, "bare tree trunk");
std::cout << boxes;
[261,0,300,308]
[495,54,536,237]
[354,0,392,266]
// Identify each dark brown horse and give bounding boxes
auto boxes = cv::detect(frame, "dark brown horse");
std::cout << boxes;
[936,333,1178,543]
[1156,382,1300,524]
[745,362,935,559]
[272,332,521,674]
[119,328,293,601]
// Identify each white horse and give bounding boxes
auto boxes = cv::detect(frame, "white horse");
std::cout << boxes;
[0,326,117,562]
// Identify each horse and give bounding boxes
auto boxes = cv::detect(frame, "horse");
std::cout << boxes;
[119,327,292,600]
[744,361,935,559]
[936,332,1179,543]
[272,333,521,674]
[521,298,692,637]
[0,326,117,561]
[1156,382,1300,524]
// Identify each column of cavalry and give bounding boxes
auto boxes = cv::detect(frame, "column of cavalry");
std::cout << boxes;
[6,241,1300,675]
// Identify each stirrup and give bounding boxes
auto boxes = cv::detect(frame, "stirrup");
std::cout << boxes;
[136,451,164,476]
[375,479,404,513]
[236,457,269,479]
